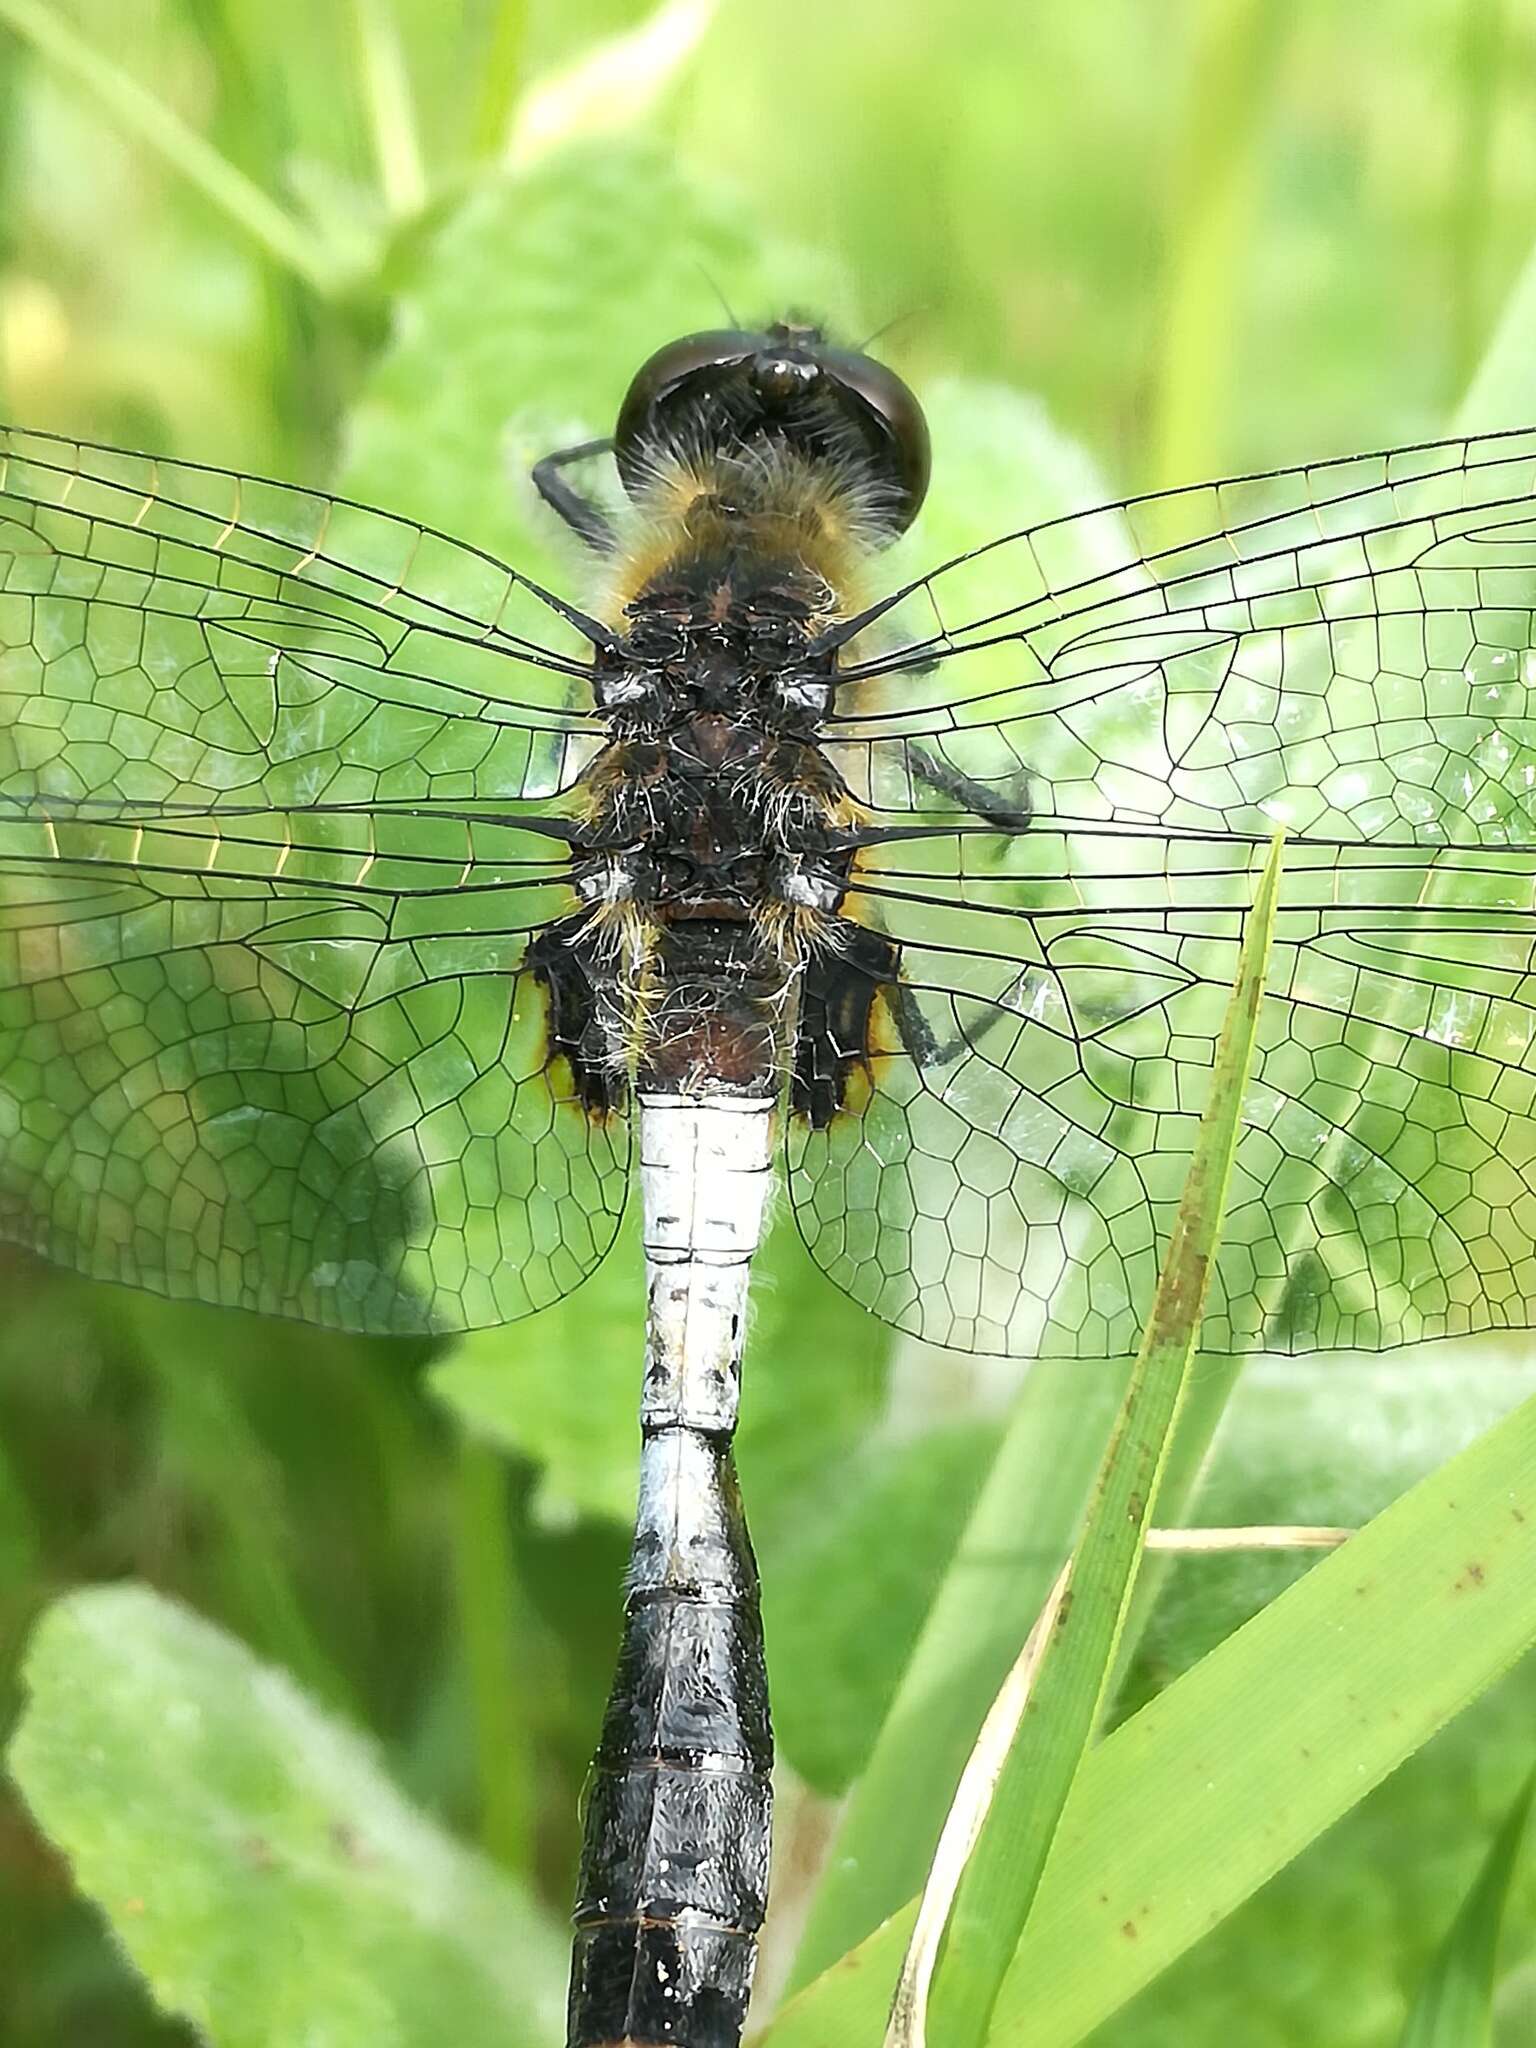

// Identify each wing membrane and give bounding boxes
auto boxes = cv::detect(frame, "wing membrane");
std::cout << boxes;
[0,821,624,1332]
[835,425,1536,849]
[787,828,1536,1356]
[0,424,602,818]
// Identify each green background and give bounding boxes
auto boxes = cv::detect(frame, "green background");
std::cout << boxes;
[0,1,1534,2043]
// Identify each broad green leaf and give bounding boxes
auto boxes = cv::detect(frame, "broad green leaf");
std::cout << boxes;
[340,136,857,566]
[7,1585,568,2046]
[761,1378,1536,2047]
[923,832,1285,2048]
[1398,1770,1534,2048]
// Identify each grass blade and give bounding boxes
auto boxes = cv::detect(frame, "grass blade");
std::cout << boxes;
[921,830,1286,2048]
[760,1379,1536,2048]
[471,0,528,159]
[883,1564,1071,2047]
[786,1353,1129,1991]
[1397,1769,1534,2048]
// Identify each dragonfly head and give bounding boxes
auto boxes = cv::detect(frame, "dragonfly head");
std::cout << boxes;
[612,321,931,537]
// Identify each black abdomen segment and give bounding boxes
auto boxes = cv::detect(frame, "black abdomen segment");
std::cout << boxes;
[567,1094,777,2048]
[566,1432,771,2045]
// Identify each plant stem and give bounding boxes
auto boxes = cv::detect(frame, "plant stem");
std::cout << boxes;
[1450,0,1504,392]
[0,0,340,295]
[350,0,427,218]
[453,1435,535,1873]
[471,0,527,161]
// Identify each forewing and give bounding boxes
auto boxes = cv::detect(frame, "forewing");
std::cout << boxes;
[833,425,1536,848]
[0,812,628,1332]
[0,424,601,817]
[788,828,1536,1357]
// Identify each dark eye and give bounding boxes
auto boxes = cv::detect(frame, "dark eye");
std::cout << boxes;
[814,346,931,532]
[612,321,932,537]
[613,330,758,490]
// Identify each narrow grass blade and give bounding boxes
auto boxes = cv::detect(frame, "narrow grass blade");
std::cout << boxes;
[884,1564,1071,2048]
[0,0,342,293]
[760,1382,1536,2048]
[1145,0,1289,485]
[472,0,528,159]
[787,1355,1129,1990]
[921,830,1285,2048]
[1397,1769,1534,2048]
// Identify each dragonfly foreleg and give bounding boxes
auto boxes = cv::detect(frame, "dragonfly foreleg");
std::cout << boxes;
[532,434,619,553]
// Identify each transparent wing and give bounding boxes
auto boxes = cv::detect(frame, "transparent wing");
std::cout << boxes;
[833,425,1536,848]
[0,424,603,817]
[787,826,1536,1357]
[0,809,627,1332]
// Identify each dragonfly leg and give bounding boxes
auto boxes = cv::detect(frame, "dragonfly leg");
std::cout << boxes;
[905,740,1034,833]
[795,917,1043,1117]
[532,435,619,552]
[794,922,913,1125]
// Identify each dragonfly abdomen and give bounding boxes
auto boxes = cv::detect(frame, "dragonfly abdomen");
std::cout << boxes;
[566,1094,775,2048]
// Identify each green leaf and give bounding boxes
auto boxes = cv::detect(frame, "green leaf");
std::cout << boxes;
[921,831,1285,2048]
[7,1585,568,2046]
[339,136,859,562]
[761,1376,1536,2048]
[1398,1769,1535,2048]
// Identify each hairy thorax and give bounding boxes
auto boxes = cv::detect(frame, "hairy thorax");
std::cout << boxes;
[529,446,901,1106]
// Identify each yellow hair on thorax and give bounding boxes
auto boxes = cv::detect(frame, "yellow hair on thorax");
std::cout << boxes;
[595,442,895,627]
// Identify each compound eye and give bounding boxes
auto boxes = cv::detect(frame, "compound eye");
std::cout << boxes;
[614,329,759,492]
[821,350,932,532]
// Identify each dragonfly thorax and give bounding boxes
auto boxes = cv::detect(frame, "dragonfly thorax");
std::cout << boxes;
[546,553,873,1106]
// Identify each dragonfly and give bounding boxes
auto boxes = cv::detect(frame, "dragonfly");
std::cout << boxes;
[2,324,1536,2047]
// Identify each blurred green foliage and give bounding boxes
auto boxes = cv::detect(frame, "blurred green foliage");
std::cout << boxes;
[0,2,1533,2044]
